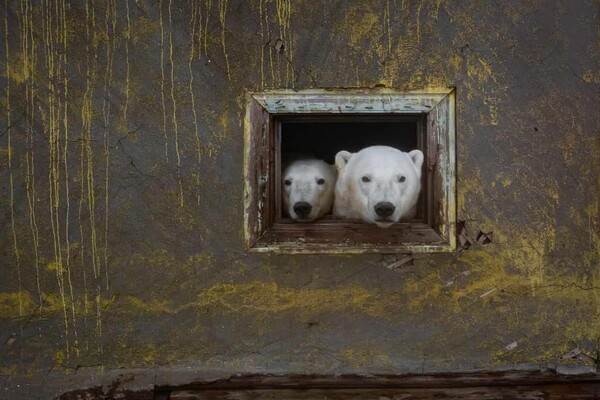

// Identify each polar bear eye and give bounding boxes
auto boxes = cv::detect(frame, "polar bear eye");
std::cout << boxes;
[317,178,325,185]
[398,175,406,183]
[361,176,371,183]
[284,179,292,186]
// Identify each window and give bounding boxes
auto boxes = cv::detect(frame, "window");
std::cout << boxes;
[243,89,456,254]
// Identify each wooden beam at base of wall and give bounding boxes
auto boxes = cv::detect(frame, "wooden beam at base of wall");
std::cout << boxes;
[155,372,600,400]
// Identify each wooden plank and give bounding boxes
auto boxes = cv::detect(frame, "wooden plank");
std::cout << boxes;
[266,222,440,239]
[160,372,600,390]
[427,90,456,249]
[416,113,429,225]
[251,88,454,114]
[243,95,271,249]
[252,219,449,253]
[164,372,600,400]
[274,119,282,220]
[427,94,444,233]
[170,385,600,400]
[276,114,424,123]
[445,90,457,250]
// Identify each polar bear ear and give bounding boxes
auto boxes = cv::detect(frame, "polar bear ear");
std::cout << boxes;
[408,150,424,170]
[335,151,353,172]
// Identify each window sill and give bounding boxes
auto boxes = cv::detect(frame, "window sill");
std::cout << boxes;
[249,218,452,254]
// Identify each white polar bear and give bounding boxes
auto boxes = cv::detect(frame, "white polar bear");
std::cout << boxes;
[333,146,424,228]
[282,159,336,222]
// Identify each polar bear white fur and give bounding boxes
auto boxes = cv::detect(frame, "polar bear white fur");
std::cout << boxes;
[282,159,336,222]
[333,146,424,228]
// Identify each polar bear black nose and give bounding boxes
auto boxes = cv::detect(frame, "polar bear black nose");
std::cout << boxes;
[374,202,395,218]
[293,202,312,217]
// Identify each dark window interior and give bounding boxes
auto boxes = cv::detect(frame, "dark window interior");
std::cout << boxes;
[280,116,419,165]
[277,114,426,221]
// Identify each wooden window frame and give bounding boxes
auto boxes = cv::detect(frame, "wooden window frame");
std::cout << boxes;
[243,88,456,254]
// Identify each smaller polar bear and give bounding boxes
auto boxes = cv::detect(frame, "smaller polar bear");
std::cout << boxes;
[333,146,424,228]
[282,159,336,222]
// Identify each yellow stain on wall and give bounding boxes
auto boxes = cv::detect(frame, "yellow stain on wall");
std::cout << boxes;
[393,213,600,346]
[3,51,28,83]
[333,1,456,89]
[125,296,173,314]
[457,168,485,213]
[448,53,463,72]
[46,261,61,272]
[457,213,553,292]
[186,253,215,270]
[402,276,442,312]
[0,291,175,318]
[0,292,37,318]
[466,57,496,84]
[559,130,577,167]
[143,342,158,364]
[218,112,229,141]
[0,365,18,376]
[194,281,390,318]
[482,96,499,126]
[41,293,72,315]
[493,172,513,189]
[132,248,176,269]
[343,3,380,51]
[583,202,600,267]
[130,16,161,44]
[455,221,595,304]
[581,69,600,84]
[54,350,66,367]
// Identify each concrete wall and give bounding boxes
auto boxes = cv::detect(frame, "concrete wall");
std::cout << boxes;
[0,0,598,397]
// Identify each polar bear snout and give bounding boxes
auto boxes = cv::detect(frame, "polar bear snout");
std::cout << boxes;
[374,202,395,218]
[293,202,313,218]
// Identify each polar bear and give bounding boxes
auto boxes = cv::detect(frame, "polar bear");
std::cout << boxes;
[333,146,424,228]
[282,159,336,222]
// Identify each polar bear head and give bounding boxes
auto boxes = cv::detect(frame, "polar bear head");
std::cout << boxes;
[333,146,424,228]
[282,159,336,222]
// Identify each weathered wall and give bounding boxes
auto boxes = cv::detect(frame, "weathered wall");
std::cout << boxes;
[0,0,599,397]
